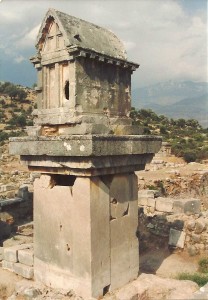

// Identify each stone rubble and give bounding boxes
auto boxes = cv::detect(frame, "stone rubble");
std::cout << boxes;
[0,144,31,200]
[5,272,202,300]
[138,188,208,255]
[2,243,34,279]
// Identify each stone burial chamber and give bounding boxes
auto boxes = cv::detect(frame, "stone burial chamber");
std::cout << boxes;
[9,8,162,299]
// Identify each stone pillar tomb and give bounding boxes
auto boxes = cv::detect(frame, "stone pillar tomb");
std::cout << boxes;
[10,9,162,299]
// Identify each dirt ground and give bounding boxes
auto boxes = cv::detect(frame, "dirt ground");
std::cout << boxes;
[140,246,200,277]
[137,159,208,182]
[0,268,21,300]
[0,244,203,299]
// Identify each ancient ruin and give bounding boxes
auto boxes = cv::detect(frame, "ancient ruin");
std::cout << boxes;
[9,9,162,299]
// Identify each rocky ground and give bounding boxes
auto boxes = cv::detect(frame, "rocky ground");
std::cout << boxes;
[0,239,204,300]
[0,144,31,200]
[137,157,208,209]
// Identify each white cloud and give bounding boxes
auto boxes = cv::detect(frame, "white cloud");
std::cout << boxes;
[0,0,207,87]
[14,55,25,64]
[17,24,41,48]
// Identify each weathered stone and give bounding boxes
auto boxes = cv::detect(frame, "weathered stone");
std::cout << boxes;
[191,233,201,243]
[149,206,155,213]
[114,284,138,300]
[147,198,156,208]
[2,260,14,272]
[187,220,196,231]
[138,189,155,199]
[138,197,148,206]
[3,247,18,263]
[60,123,108,135]
[14,262,34,279]
[18,248,34,267]
[155,197,173,213]
[111,125,143,136]
[10,135,161,158]
[0,184,15,192]
[147,223,154,229]
[195,218,206,234]
[187,245,199,256]
[133,273,198,300]
[184,199,201,215]
[17,185,29,201]
[169,228,185,248]
[173,198,201,215]
[3,244,33,263]
[23,287,41,299]
[195,243,205,250]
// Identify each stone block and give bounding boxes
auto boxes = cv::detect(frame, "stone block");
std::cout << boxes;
[0,184,15,192]
[14,263,34,279]
[169,228,185,248]
[90,177,111,296]
[191,233,201,243]
[114,284,138,300]
[138,189,155,199]
[195,218,206,234]
[138,197,148,206]
[3,247,18,262]
[18,248,34,267]
[3,244,33,263]
[2,260,14,272]
[155,197,173,213]
[173,198,201,215]
[111,217,138,290]
[147,198,156,208]
[184,199,201,215]
[187,245,199,256]
[17,185,29,201]
[186,220,196,231]
[58,123,110,135]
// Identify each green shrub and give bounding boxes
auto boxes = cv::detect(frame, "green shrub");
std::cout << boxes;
[183,151,197,163]
[0,131,8,142]
[143,127,151,134]
[159,125,167,134]
[9,114,26,127]
[26,120,33,126]
[177,272,208,287]
[198,258,208,273]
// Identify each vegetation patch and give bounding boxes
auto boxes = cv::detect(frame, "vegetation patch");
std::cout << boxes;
[177,258,208,287]
[131,108,208,163]
[177,272,208,287]
[0,81,36,145]
[198,258,208,273]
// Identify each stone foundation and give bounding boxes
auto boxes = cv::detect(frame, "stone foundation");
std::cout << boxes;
[2,243,34,279]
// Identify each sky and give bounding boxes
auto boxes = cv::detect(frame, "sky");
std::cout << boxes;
[0,0,207,89]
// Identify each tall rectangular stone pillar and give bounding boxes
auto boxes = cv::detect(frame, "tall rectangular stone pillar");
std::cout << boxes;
[33,172,139,298]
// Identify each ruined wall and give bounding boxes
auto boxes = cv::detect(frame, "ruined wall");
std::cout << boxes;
[138,190,208,256]
[76,58,131,117]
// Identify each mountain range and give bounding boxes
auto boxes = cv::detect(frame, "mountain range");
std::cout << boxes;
[132,80,208,128]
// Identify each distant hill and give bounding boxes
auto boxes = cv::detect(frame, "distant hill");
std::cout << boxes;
[0,82,36,144]
[132,80,208,128]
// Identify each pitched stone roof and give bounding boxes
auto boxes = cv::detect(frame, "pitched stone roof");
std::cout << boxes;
[36,8,127,60]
